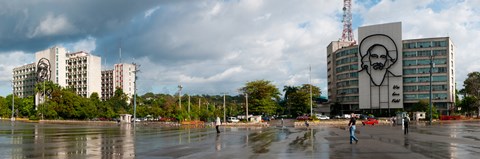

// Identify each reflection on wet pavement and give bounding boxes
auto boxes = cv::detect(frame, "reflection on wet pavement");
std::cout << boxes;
[1,120,480,158]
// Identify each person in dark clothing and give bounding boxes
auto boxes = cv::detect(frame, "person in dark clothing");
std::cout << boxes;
[348,113,359,144]
[404,116,410,134]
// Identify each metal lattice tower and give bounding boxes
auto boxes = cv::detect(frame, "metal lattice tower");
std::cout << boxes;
[341,0,355,43]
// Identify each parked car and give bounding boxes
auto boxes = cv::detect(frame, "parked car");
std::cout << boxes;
[296,115,310,121]
[318,115,330,120]
[362,118,379,125]
[227,117,240,123]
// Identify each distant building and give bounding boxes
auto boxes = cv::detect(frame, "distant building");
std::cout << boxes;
[101,63,136,101]
[66,51,102,98]
[12,63,36,98]
[12,46,137,104]
[101,69,114,101]
[327,22,455,116]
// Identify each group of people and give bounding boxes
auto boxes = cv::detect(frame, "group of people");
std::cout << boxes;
[348,113,411,144]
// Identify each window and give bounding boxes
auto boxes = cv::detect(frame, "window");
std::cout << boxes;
[432,85,447,91]
[403,77,416,83]
[433,93,448,99]
[418,85,429,91]
[417,59,430,65]
[403,51,416,57]
[433,50,447,56]
[418,77,429,82]
[403,42,416,49]
[417,50,431,57]
[404,86,416,92]
[404,94,417,101]
[417,41,431,48]
[433,67,447,73]
[433,58,447,65]
[403,60,416,66]
[418,68,430,74]
[432,41,447,47]
[403,69,416,75]
[418,94,429,99]
[432,76,448,82]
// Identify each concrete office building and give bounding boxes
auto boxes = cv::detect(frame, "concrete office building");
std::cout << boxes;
[101,69,114,101]
[327,22,455,116]
[13,46,103,100]
[12,63,36,98]
[66,51,102,98]
[101,63,136,101]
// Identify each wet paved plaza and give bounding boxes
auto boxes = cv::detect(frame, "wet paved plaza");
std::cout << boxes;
[0,120,479,159]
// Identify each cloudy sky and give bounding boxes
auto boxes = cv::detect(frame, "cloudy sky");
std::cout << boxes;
[1,0,480,97]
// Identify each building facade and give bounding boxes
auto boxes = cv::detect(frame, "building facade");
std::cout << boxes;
[101,63,136,101]
[12,63,36,98]
[327,22,455,116]
[66,51,102,98]
[35,46,68,87]
[101,70,114,101]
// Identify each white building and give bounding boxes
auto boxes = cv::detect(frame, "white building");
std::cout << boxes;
[101,69,114,101]
[12,63,36,98]
[66,51,102,98]
[327,22,455,116]
[101,63,136,101]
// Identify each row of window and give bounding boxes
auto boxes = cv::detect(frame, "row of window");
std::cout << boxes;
[404,85,448,92]
[403,58,447,66]
[403,67,448,75]
[336,80,358,88]
[335,48,358,58]
[336,96,359,102]
[403,50,447,57]
[336,64,358,73]
[336,72,358,80]
[337,88,359,95]
[403,41,448,49]
[403,76,448,83]
[336,56,358,65]
[404,93,448,100]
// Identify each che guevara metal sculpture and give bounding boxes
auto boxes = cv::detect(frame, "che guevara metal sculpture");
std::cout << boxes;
[36,58,52,96]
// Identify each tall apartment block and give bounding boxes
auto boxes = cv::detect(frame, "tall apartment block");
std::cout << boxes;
[327,22,455,116]
[101,63,136,101]
[66,51,102,98]
[101,70,114,100]
[13,46,103,100]
[12,63,36,98]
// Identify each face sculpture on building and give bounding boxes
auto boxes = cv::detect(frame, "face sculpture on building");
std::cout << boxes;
[36,58,51,83]
[359,34,400,86]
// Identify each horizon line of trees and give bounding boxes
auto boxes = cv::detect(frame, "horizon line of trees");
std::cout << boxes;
[0,80,322,121]
[2,70,479,121]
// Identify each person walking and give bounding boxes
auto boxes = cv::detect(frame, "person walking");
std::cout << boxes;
[215,116,221,133]
[404,115,410,135]
[348,113,359,144]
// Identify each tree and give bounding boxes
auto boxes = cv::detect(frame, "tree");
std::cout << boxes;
[240,80,280,115]
[282,84,321,116]
[463,72,480,117]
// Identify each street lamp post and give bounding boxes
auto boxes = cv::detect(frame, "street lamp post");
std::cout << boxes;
[11,80,15,121]
[429,53,435,125]
[309,66,313,117]
[223,92,227,123]
[245,93,249,122]
[178,85,183,110]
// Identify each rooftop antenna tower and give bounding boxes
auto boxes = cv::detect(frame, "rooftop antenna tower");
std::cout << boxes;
[341,0,355,44]
[119,39,123,64]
